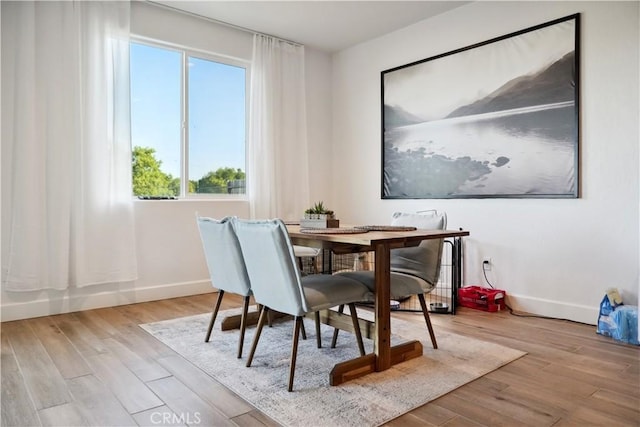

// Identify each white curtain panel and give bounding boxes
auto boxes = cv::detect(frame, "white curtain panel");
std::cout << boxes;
[1,1,137,291]
[248,34,310,221]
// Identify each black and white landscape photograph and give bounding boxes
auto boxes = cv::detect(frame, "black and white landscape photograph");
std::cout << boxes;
[382,14,579,199]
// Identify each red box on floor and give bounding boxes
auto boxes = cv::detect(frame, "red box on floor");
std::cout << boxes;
[458,286,506,312]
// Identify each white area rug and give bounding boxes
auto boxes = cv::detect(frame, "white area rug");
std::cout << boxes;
[140,308,525,427]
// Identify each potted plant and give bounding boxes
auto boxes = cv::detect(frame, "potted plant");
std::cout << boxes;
[301,201,339,228]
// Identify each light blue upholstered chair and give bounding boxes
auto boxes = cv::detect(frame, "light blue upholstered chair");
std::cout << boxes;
[197,216,252,358]
[233,218,372,392]
[293,245,320,274]
[337,211,447,349]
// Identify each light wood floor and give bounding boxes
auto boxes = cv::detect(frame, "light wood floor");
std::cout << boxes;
[2,293,639,427]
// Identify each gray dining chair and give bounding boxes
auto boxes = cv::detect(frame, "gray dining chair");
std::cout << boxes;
[232,218,372,392]
[337,210,447,349]
[293,245,320,274]
[196,216,253,358]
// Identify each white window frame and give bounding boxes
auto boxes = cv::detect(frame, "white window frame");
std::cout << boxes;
[130,36,250,200]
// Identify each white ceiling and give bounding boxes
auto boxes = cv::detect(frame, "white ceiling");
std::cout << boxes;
[152,1,470,52]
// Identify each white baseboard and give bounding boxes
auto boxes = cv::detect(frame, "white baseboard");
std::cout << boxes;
[1,280,214,322]
[506,293,598,325]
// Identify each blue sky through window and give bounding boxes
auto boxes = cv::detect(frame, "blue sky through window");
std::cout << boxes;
[130,42,246,181]
[188,57,246,182]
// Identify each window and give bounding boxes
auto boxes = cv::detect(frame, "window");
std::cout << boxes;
[130,41,248,198]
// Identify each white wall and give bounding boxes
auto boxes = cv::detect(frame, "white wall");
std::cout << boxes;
[331,1,639,324]
[1,2,334,321]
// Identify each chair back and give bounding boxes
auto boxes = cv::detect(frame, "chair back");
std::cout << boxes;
[197,216,251,297]
[232,218,308,317]
[390,211,447,288]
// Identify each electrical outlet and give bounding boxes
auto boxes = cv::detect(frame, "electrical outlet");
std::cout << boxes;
[483,258,492,270]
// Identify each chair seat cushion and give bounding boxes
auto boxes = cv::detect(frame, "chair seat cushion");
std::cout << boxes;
[336,270,432,300]
[301,274,373,312]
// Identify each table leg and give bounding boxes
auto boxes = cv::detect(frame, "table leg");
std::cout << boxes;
[452,236,462,315]
[220,310,288,331]
[374,242,392,371]
[329,341,423,385]
[327,242,426,385]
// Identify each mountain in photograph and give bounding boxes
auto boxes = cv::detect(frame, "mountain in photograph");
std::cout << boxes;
[446,51,576,119]
[384,104,424,129]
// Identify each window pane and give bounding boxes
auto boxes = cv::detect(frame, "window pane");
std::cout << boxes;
[130,43,181,196]
[188,56,246,195]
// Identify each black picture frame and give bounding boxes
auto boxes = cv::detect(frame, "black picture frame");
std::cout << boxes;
[381,14,580,199]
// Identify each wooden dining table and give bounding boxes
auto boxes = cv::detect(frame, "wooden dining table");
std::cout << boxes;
[286,224,470,385]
